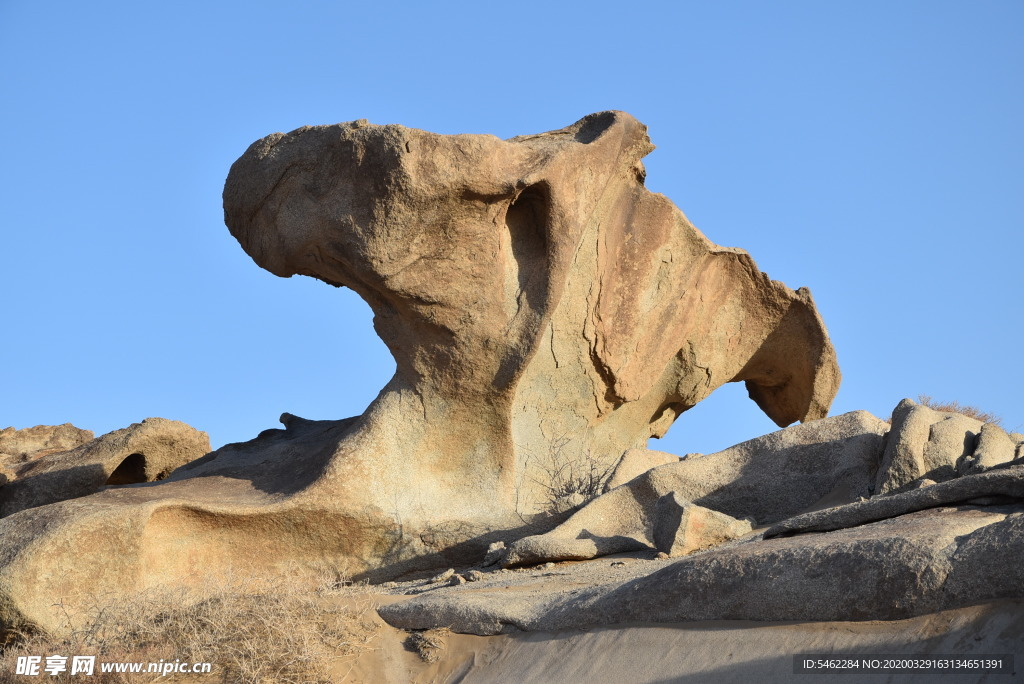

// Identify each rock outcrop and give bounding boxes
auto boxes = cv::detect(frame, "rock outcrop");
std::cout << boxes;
[380,502,1024,634]
[222,110,840,515]
[0,112,840,635]
[876,398,1019,494]
[0,113,842,637]
[652,492,753,557]
[0,423,95,487]
[0,424,94,464]
[0,418,210,518]
[503,410,885,566]
[380,399,1023,635]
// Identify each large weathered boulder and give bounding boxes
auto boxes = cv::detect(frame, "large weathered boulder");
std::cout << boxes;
[0,112,840,634]
[0,418,210,518]
[960,423,1017,475]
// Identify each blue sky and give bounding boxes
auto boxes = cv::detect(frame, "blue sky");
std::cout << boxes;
[2,1,1021,456]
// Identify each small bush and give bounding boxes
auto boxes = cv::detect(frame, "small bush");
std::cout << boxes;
[404,628,450,663]
[0,569,379,684]
[518,433,616,516]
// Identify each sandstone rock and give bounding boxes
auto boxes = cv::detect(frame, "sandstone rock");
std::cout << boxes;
[875,398,983,494]
[503,411,885,566]
[652,492,752,557]
[0,418,210,518]
[223,110,839,521]
[0,423,93,464]
[603,447,678,492]
[381,506,1022,634]
[0,113,840,634]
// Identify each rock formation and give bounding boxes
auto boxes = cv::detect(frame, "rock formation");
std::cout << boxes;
[381,502,1024,634]
[0,423,94,486]
[0,112,840,635]
[0,419,210,518]
[0,423,93,469]
[501,410,886,566]
[878,398,1019,493]
[380,400,1024,634]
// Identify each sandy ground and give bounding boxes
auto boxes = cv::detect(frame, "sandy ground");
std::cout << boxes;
[341,586,1023,683]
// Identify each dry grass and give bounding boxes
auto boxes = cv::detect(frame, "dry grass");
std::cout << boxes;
[914,394,1003,427]
[0,569,380,684]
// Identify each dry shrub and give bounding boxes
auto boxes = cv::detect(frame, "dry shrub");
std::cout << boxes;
[403,627,450,664]
[520,434,615,516]
[0,568,380,684]
[915,394,1003,427]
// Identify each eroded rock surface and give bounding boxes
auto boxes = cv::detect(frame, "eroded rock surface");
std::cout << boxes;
[0,424,93,465]
[503,410,885,566]
[380,505,1024,634]
[0,112,840,634]
[652,492,752,557]
[0,418,210,518]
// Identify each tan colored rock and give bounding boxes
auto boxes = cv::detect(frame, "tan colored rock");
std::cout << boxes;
[0,423,93,464]
[504,411,884,566]
[0,112,840,634]
[0,418,210,518]
[604,447,679,491]
[652,492,752,557]
[876,398,982,494]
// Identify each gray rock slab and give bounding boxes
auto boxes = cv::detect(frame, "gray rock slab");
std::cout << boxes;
[765,465,1024,538]
[380,506,1021,635]
[437,601,1024,684]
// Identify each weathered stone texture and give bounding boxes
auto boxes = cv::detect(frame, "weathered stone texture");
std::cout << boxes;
[0,418,210,518]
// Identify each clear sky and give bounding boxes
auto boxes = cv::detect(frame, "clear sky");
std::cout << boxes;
[2,1,1021,457]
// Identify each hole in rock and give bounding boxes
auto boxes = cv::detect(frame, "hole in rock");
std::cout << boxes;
[106,453,147,486]
[647,382,781,458]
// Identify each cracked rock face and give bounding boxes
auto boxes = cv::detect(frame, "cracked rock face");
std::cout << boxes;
[0,112,839,634]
